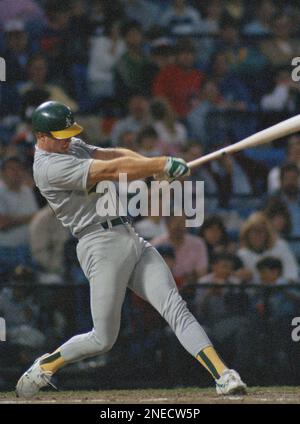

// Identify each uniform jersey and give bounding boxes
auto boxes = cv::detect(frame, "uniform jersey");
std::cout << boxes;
[33,138,117,238]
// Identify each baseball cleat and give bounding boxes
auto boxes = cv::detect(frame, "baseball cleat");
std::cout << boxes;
[16,354,57,398]
[215,369,247,395]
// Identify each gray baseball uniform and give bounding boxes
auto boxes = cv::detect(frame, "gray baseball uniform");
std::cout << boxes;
[33,138,212,362]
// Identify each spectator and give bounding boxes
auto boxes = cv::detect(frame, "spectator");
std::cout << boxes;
[194,253,242,323]
[199,216,229,263]
[115,20,151,101]
[186,79,226,150]
[260,14,300,68]
[67,0,93,67]
[237,212,299,283]
[150,97,188,154]
[255,258,300,312]
[20,54,78,112]
[122,0,160,30]
[256,256,286,286]
[135,126,163,157]
[216,17,267,78]
[0,157,38,275]
[143,38,175,96]
[268,136,300,193]
[38,0,73,83]
[252,256,300,372]
[0,0,44,28]
[11,88,50,168]
[3,20,31,85]
[261,70,300,114]
[117,130,137,151]
[0,81,21,118]
[160,0,202,36]
[224,0,245,22]
[88,0,124,37]
[266,163,300,237]
[151,215,208,281]
[87,20,126,98]
[111,95,150,146]
[200,151,254,209]
[153,39,205,118]
[199,0,224,35]
[181,142,219,206]
[211,51,256,111]
[29,205,70,277]
[243,0,276,37]
[264,198,292,238]
[209,51,257,141]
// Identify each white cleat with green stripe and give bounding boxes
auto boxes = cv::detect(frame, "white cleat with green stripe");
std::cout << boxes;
[215,369,247,395]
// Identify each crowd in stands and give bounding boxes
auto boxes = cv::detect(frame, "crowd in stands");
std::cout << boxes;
[1,0,300,382]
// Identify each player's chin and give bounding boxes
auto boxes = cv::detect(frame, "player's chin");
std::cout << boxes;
[60,144,71,153]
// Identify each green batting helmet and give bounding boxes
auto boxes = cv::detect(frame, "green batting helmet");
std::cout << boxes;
[32,101,83,140]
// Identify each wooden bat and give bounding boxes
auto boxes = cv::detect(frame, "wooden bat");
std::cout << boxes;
[188,114,300,169]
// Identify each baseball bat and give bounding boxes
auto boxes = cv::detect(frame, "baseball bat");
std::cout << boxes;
[187,114,300,169]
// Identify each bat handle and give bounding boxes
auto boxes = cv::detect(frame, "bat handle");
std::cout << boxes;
[187,147,228,169]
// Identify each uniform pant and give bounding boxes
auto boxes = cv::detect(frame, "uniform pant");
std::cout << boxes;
[60,224,212,362]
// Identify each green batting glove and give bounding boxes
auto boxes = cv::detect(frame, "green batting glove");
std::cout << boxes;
[164,157,190,179]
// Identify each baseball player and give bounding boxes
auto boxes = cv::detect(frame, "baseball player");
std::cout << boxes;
[16,101,246,397]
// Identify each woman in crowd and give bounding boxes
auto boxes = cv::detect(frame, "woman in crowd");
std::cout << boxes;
[150,97,188,154]
[237,212,298,283]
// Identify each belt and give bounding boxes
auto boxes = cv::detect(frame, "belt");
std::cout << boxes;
[76,217,131,239]
[100,217,130,229]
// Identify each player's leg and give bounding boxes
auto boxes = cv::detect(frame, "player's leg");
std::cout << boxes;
[16,229,138,397]
[128,244,246,395]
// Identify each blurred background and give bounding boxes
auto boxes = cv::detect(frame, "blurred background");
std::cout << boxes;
[0,0,300,391]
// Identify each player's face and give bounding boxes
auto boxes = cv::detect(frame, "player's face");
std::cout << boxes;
[54,137,72,153]
[39,133,72,153]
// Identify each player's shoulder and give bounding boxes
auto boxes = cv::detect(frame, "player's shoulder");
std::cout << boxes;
[33,148,61,186]
[33,147,59,169]
[69,137,90,153]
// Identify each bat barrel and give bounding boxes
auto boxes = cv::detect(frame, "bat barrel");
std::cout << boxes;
[188,114,300,169]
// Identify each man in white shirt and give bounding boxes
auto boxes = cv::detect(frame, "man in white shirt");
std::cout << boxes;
[0,157,38,273]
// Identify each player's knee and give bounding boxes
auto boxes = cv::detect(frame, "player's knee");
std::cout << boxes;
[91,330,117,354]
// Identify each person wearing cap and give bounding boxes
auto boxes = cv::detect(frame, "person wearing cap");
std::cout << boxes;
[16,100,246,398]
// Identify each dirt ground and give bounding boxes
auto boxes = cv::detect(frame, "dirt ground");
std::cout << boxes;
[0,387,300,404]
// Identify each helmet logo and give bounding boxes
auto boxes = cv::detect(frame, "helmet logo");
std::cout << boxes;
[66,116,73,127]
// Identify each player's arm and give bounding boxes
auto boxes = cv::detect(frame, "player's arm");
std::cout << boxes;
[88,156,167,185]
[87,156,190,185]
[91,147,146,161]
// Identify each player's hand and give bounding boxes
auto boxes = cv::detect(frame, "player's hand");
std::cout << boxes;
[164,157,190,179]
[153,157,190,182]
